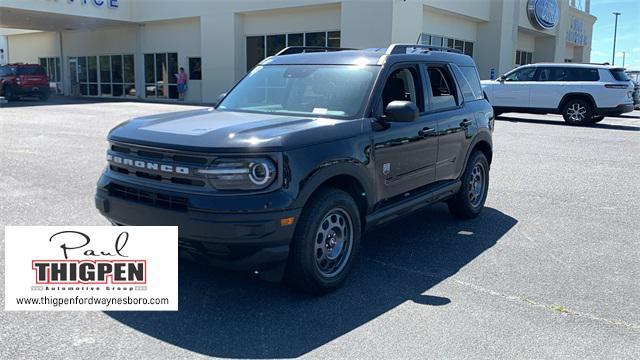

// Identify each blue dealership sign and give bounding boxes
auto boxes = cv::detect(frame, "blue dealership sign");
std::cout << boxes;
[527,0,559,30]
[67,0,119,9]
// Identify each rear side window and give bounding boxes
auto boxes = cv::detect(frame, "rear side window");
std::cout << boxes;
[610,69,630,81]
[452,64,483,101]
[567,68,599,81]
[537,67,600,82]
[538,67,567,81]
[426,65,458,111]
[16,66,46,75]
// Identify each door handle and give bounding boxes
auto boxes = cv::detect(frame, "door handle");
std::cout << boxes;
[418,127,435,137]
[460,119,473,128]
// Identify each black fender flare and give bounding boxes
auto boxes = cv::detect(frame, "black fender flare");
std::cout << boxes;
[458,131,493,179]
[291,160,374,211]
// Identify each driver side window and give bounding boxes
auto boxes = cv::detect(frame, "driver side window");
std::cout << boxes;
[381,66,422,113]
[504,67,536,82]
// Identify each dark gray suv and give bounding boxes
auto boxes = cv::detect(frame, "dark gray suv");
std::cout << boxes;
[96,44,494,293]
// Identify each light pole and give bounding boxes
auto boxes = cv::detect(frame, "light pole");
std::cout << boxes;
[612,12,621,65]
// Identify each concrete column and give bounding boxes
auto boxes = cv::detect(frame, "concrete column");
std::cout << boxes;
[0,35,8,66]
[475,0,519,79]
[200,13,238,103]
[390,0,423,44]
[340,0,393,48]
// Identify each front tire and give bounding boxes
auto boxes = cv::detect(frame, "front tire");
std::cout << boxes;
[448,151,489,219]
[3,85,17,101]
[562,98,593,125]
[285,187,361,294]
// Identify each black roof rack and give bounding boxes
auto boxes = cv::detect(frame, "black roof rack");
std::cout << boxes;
[275,46,356,56]
[385,44,462,55]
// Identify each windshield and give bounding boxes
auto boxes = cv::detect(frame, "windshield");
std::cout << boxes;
[16,66,46,75]
[218,65,380,118]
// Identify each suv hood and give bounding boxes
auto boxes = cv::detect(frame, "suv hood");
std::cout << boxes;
[108,108,363,152]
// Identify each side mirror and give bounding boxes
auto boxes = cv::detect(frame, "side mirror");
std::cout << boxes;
[498,76,505,83]
[385,100,419,122]
[215,92,227,107]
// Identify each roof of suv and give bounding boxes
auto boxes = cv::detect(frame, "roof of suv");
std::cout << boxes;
[260,45,476,67]
[517,63,624,70]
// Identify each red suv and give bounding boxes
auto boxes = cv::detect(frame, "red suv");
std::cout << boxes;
[0,64,50,101]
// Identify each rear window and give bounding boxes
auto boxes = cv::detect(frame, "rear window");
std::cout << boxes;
[610,69,630,81]
[451,64,483,101]
[16,66,46,76]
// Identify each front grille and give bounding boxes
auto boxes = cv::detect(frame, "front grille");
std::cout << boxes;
[108,142,213,187]
[110,144,209,165]
[109,183,188,211]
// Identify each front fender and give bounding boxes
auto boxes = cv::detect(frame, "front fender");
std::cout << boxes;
[291,160,374,210]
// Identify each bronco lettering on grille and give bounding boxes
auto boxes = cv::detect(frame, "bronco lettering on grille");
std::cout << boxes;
[107,154,189,175]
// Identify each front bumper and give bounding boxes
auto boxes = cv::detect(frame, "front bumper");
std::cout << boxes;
[16,86,49,96]
[95,175,301,280]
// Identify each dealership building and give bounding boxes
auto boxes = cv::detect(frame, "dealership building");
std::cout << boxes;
[0,0,596,104]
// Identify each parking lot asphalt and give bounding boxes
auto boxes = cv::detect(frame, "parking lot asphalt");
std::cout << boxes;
[1,97,639,359]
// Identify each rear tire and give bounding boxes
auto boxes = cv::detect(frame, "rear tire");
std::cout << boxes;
[590,115,605,123]
[285,187,361,294]
[39,91,50,101]
[448,151,489,219]
[562,98,593,125]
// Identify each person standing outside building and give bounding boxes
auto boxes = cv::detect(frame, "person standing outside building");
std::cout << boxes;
[176,67,187,101]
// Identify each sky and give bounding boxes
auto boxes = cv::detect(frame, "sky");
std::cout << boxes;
[588,0,640,69]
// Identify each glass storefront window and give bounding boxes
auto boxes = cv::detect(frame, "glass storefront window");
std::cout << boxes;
[78,57,87,83]
[327,31,341,47]
[123,55,134,83]
[88,56,98,83]
[144,52,178,99]
[70,54,134,97]
[422,33,474,58]
[39,57,61,84]
[246,36,265,72]
[287,33,303,47]
[246,31,340,72]
[266,34,286,56]
[188,57,201,80]
[111,55,123,83]
[305,32,326,47]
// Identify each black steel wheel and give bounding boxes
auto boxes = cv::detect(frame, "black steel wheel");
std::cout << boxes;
[448,151,489,219]
[286,187,361,294]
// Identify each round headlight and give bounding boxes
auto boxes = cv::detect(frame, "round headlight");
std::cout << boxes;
[249,161,272,185]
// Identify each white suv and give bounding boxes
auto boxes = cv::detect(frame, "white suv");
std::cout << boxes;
[481,63,635,125]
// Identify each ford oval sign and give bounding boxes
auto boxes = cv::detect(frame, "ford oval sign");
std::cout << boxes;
[527,0,559,30]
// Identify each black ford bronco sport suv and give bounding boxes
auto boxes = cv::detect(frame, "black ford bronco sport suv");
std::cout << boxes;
[96,44,494,293]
